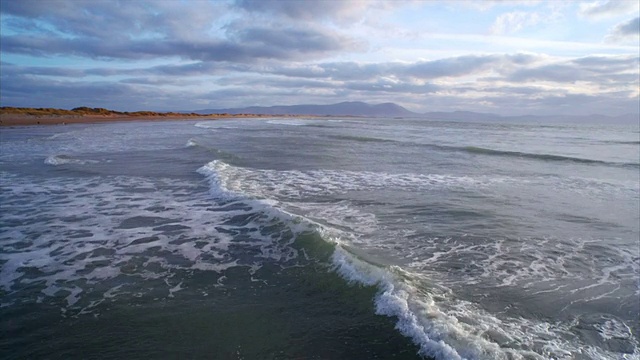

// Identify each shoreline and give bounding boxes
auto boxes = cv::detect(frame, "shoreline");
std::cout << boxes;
[0,114,306,127]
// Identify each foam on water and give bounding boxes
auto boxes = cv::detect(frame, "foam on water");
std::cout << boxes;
[205,159,637,205]
[333,243,638,360]
[404,236,639,298]
[186,138,199,147]
[194,122,219,130]
[266,119,310,126]
[203,159,510,201]
[0,172,307,314]
[44,154,99,166]
[198,159,640,360]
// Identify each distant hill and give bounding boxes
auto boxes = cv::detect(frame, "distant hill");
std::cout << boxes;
[193,102,637,124]
[193,101,418,117]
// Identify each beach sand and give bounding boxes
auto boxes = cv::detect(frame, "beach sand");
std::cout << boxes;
[0,114,285,127]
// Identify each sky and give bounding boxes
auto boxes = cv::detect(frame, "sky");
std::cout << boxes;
[1,0,639,116]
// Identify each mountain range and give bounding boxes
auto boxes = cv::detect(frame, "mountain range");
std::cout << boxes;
[193,101,416,117]
[192,101,639,124]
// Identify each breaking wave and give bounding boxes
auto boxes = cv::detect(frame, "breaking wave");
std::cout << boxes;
[460,146,638,167]
[197,160,639,360]
[44,154,99,166]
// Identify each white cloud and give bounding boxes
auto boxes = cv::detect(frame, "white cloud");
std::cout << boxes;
[491,11,543,34]
[490,2,566,35]
[579,0,639,19]
[458,0,542,12]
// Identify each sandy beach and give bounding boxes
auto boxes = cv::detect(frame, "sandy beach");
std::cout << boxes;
[0,113,286,127]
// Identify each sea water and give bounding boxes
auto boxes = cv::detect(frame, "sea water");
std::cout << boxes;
[1,117,638,359]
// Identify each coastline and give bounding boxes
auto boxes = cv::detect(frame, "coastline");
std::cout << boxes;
[0,113,298,127]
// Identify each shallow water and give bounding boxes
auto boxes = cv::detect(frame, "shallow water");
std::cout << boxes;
[1,118,638,359]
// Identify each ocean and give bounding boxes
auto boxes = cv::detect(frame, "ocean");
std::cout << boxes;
[1,117,638,359]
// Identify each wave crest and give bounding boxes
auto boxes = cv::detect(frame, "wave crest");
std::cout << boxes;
[44,155,98,166]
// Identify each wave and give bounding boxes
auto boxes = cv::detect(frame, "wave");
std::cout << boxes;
[185,138,199,148]
[201,159,511,201]
[197,160,636,360]
[194,122,219,130]
[44,154,99,166]
[602,140,640,145]
[462,146,635,166]
[266,119,309,126]
[329,134,398,144]
[184,139,241,162]
[416,144,639,168]
[196,121,262,130]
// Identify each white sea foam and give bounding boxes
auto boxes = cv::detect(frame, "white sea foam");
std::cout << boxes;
[332,242,640,360]
[3,157,637,359]
[266,119,309,126]
[44,154,99,166]
[200,159,509,201]
[198,159,640,360]
[405,236,639,295]
[185,138,199,147]
[194,121,241,130]
[0,173,306,314]
[194,122,218,129]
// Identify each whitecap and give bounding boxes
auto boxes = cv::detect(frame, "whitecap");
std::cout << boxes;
[44,154,98,166]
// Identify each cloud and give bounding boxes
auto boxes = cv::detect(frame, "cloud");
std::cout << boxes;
[503,55,639,83]
[458,0,543,12]
[0,1,360,62]
[491,11,543,34]
[345,80,440,94]
[403,55,502,78]
[0,0,223,40]
[0,29,357,63]
[490,3,566,35]
[263,54,542,82]
[507,64,584,83]
[607,17,640,41]
[579,0,639,19]
[227,24,365,56]
[1,1,638,116]
[1,73,135,108]
[6,52,634,115]
[234,0,385,23]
